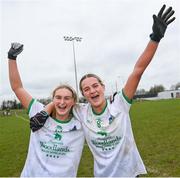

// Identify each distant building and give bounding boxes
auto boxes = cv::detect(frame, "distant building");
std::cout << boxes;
[133,89,180,101]
[158,90,180,99]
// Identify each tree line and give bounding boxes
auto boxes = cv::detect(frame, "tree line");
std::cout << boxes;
[136,82,180,95]
[0,97,86,110]
[1,83,180,110]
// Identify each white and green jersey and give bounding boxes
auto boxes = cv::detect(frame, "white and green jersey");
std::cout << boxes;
[21,99,85,177]
[73,90,147,177]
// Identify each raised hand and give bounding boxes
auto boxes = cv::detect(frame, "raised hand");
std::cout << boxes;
[150,4,175,42]
[8,42,24,60]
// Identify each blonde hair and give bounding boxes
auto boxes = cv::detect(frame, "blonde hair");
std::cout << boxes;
[52,84,77,102]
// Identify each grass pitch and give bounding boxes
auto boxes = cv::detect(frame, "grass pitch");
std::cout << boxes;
[0,99,180,177]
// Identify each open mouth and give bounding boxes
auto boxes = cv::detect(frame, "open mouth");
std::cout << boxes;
[91,95,100,102]
[57,105,67,111]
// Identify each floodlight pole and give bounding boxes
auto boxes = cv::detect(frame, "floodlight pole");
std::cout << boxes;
[63,36,82,101]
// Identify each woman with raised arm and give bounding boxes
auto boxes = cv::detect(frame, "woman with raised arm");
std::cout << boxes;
[8,43,85,177]
[75,5,175,177]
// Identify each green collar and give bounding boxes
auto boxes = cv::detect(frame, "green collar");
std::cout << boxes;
[92,100,107,115]
[52,113,73,124]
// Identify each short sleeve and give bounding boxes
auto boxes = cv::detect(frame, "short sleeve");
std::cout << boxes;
[110,90,132,115]
[28,99,44,118]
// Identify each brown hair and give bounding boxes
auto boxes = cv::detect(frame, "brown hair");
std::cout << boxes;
[79,73,104,95]
[52,84,77,102]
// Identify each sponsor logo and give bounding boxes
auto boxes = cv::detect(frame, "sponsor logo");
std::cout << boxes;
[91,136,121,151]
[40,141,70,157]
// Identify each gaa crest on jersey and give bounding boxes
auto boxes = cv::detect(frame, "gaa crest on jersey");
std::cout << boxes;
[54,125,62,140]
[96,118,102,128]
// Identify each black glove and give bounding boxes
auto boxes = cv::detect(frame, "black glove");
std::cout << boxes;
[30,110,49,132]
[150,4,175,42]
[8,42,24,60]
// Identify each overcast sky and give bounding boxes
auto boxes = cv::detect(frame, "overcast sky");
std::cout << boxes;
[1,0,180,103]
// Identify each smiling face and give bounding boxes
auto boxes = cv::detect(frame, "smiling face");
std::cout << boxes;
[52,87,75,120]
[81,77,106,113]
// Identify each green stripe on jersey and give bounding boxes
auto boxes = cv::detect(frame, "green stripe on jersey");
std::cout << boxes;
[122,89,133,104]
[27,98,35,114]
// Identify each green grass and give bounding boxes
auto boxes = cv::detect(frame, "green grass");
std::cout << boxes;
[77,144,94,177]
[130,99,180,176]
[0,99,180,177]
[0,110,29,177]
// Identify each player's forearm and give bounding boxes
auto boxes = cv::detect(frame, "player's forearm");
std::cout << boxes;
[133,40,158,77]
[123,41,158,99]
[123,5,175,100]
[44,102,54,115]
[8,60,23,92]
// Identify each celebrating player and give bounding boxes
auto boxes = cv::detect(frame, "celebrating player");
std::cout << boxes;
[7,43,85,177]
[30,4,175,177]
